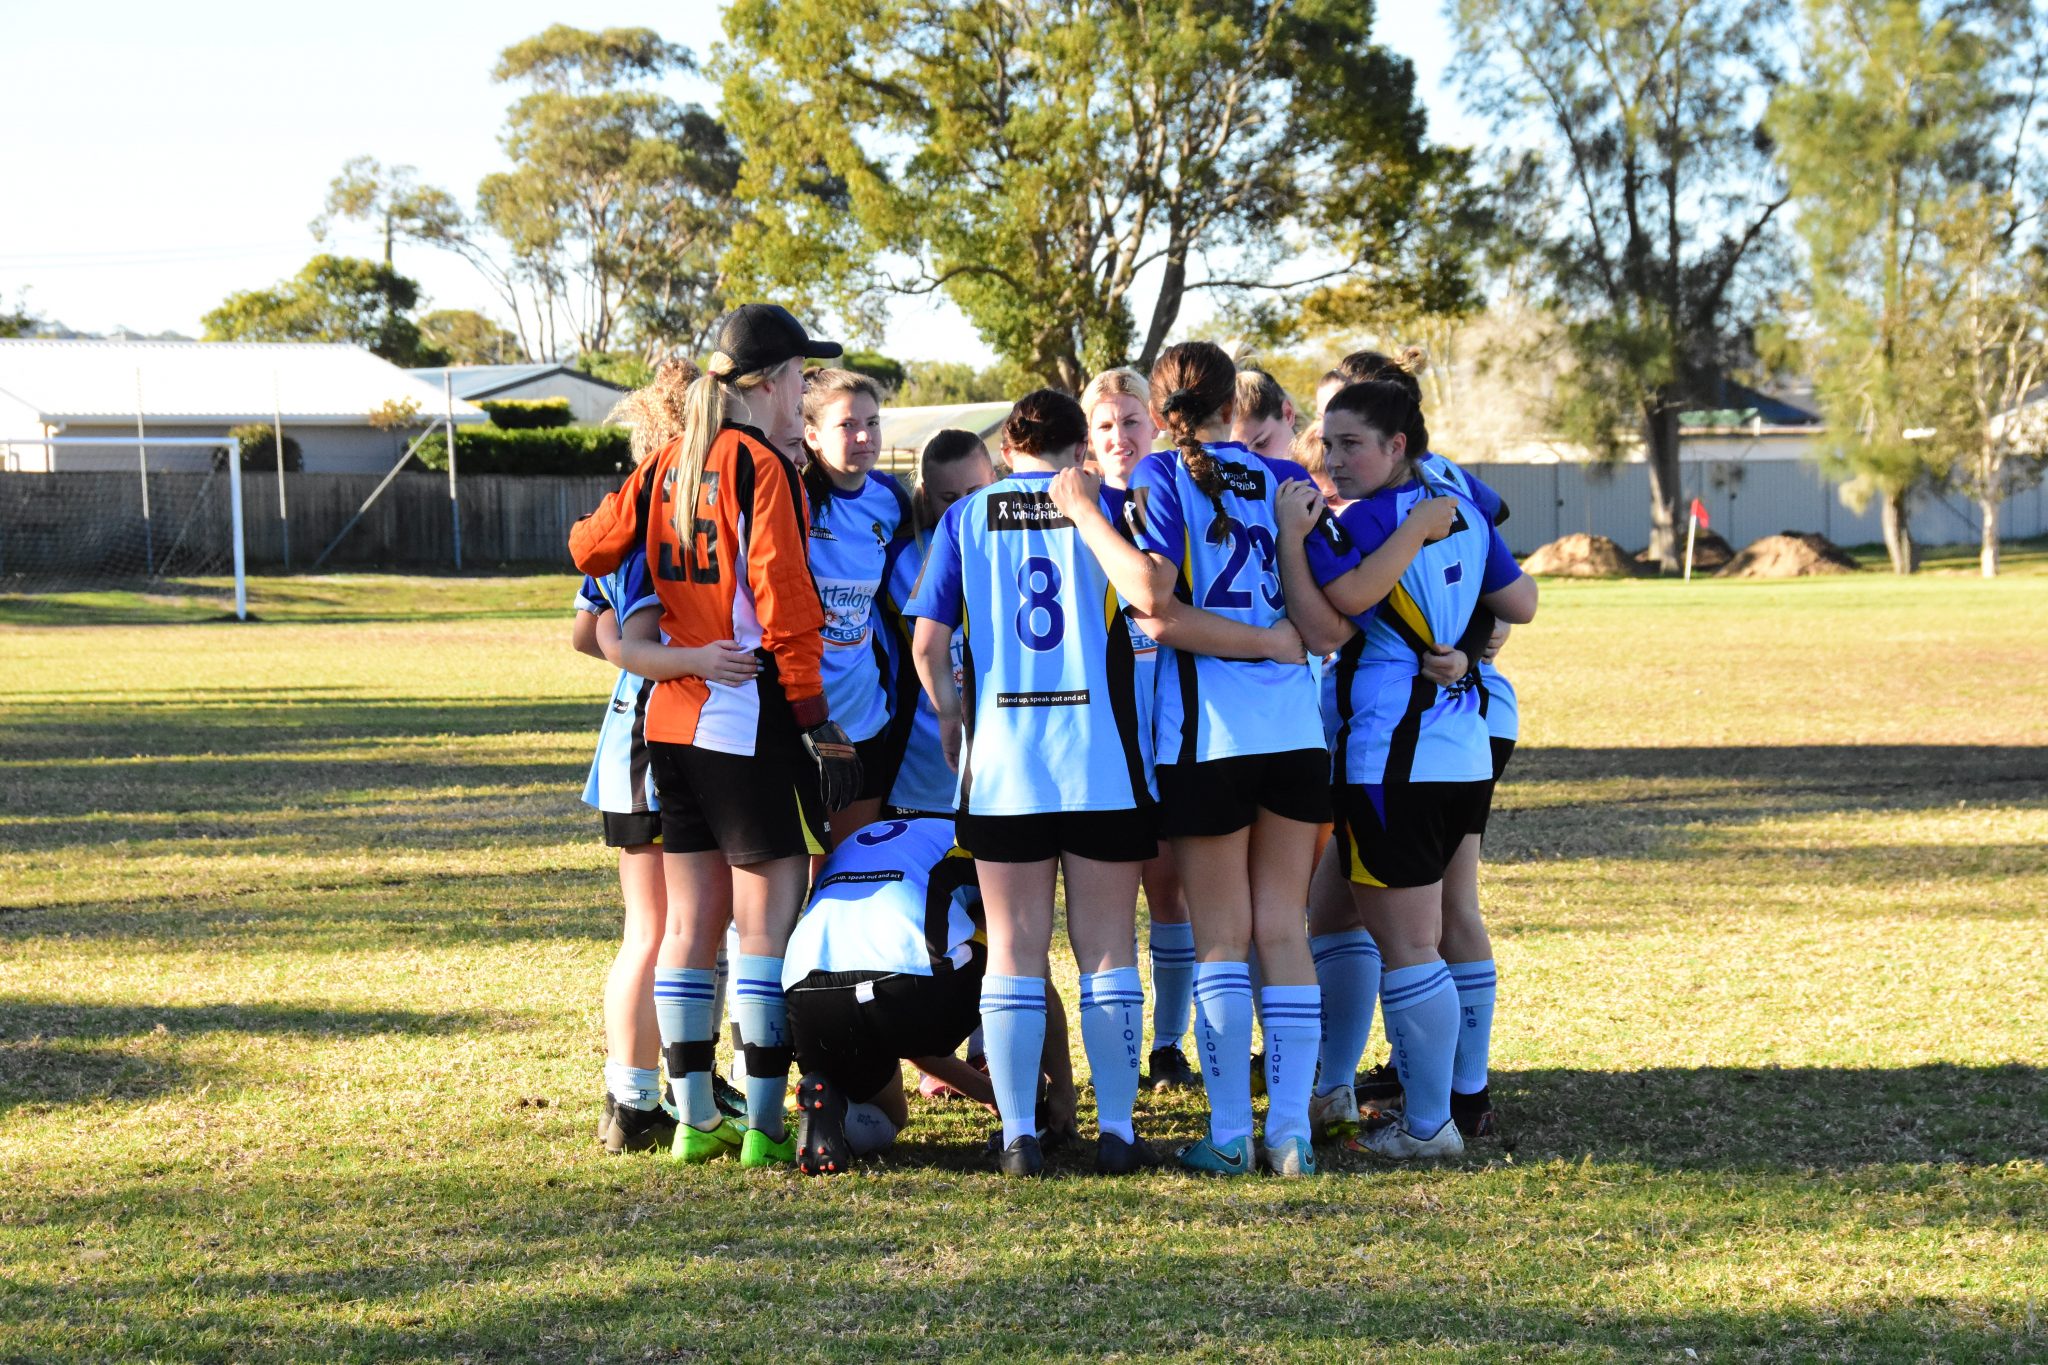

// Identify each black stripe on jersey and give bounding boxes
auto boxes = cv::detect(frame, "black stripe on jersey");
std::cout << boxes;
[1171,561,1201,765]
[1383,674,1436,785]
[922,850,980,967]
[868,626,915,796]
[628,676,656,814]
[1103,605,1151,808]
[956,633,978,815]
[1331,632,1367,782]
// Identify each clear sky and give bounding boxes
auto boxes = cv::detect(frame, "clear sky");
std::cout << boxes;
[0,0,1475,365]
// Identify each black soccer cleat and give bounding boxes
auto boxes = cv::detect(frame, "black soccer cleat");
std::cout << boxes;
[713,1072,748,1121]
[603,1099,680,1154]
[795,1072,853,1176]
[1450,1087,1499,1140]
[1356,1057,1404,1105]
[1145,1044,1199,1091]
[1095,1130,1163,1175]
[995,1133,1045,1177]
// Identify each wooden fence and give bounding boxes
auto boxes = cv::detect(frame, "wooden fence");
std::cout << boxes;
[0,470,622,575]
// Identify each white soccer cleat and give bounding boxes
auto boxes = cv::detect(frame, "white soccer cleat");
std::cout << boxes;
[1309,1084,1361,1138]
[1348,1116,1466,1161]
[1260,1134,1318,1176]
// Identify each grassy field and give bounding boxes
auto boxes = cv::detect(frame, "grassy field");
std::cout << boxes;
[2,566,2044,1362]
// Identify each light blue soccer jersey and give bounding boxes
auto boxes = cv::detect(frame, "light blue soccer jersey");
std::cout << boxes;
[1304,480,1522,785]
[1126,444,1323,764]
[906,472,1154,816]
[577,552,663,814]
[781,817,982,984]
[881,532,961,816]
[808,470,910,742]
[1420,453,1519,744]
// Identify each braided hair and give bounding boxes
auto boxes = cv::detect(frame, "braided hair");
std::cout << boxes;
[1148,341,1237,522]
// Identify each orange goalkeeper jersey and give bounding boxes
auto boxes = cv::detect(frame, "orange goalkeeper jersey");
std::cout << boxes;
[570,422,828,753]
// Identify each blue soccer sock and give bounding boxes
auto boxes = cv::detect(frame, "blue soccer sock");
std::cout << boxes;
[1448,959,1499,1095]
[1192,961,1255,1145]
[980,974,1048,1149]
[603,1060,662,1111]
[653,966,717,1127]
[1247,945,1266,1040]
[1310,930,1382,1097]
[1080,967,1145,1143]
[731,954,791,1141]
[1380,960,1459,1138]
[711,941,731,1041]
[1147,920,1195,1049]
[1260,983,1321,1146]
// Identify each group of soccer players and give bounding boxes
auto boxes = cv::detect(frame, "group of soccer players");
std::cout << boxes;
[567,304,1535,1178]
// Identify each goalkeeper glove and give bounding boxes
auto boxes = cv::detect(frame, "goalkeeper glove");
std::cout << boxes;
[800,718,862,814]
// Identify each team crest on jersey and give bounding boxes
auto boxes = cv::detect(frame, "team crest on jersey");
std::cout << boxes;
[986,490,1073,531]
[871,519,887,547]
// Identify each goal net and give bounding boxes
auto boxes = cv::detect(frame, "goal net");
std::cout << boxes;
[0,437,249,615]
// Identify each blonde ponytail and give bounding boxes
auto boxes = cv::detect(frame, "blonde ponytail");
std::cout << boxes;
[669,352,784,547]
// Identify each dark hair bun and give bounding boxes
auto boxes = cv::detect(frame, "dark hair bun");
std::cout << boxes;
[1003,389,1088,457]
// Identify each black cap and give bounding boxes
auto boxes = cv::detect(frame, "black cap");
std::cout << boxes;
[711,304,841,374]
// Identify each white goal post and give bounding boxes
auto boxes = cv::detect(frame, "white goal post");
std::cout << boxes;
[2,434,249,619]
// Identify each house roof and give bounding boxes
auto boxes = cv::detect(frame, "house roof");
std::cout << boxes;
[0,339,488,427]
[409,363,629,400]
[878,401,1014,459]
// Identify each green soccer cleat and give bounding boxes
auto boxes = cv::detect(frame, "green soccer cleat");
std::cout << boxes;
[672,1116,745,1164]
[739,1123,797,1168]
[1309,1084,1361,1141]
[1175,1133,1255,1176]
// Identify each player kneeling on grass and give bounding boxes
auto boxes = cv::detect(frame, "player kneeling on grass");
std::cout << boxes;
[783,816,1077,1174]
[1275,381,1537,1161]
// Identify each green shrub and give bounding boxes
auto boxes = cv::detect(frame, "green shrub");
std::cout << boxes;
[228,422,303,472]
[415,425,632,476]
[573,351,654,390]
[478,397,573,429]
[840,349,906,393]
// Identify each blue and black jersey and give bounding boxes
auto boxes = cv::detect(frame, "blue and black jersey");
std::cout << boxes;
[804,467,912,743]
[906,472,1154,816]
[1125,443,1323,764]
[1303,479,1522,785]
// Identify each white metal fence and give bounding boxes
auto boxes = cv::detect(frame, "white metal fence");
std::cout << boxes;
[1461,459,2046,556]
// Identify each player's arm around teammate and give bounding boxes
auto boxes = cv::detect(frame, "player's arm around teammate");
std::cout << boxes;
[1067,343,1333,1176]
[905,392,1161,1177]
[1081,368,1193,1091]
[1287,381,1535,1160]
[569,305,860,1170]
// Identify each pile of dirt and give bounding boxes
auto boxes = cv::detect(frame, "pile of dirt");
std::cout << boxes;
[1638,529,1735,571]
[1716,531,1861,578]
[1521,533,1641,578]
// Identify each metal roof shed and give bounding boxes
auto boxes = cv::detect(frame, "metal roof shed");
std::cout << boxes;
[0,339,487,474]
